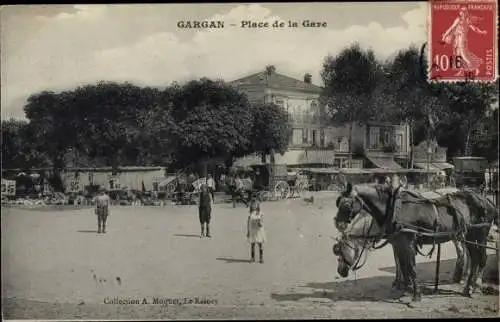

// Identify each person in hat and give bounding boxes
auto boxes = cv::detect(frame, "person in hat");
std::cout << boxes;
[94,186,111,234]
[198,184,213,238]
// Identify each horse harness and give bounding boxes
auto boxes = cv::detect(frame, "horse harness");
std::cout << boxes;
[339,211,391,271]
[385,188,469,257]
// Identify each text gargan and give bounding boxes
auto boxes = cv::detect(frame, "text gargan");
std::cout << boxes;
[177,21,224,29]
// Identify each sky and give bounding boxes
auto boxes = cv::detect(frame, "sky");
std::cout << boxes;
[1,2,428,119]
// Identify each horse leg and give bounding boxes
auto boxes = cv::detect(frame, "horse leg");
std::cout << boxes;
[463,242,477,297]
[391,239,410,299]
[473,230,489,293]
[391,243,405,291]
[452,240,467,284]
[400,234,421,301]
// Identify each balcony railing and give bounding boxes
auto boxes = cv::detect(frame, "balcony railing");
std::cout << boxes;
[289,113,323,125]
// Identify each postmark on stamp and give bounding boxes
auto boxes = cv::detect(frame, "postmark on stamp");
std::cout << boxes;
[429,0,498,82]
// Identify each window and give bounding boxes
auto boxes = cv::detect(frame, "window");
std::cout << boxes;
[369,127,380,149]
[320,129,325,147]
[275,99,285,108]
[396,134,404,151]
[337,137,349,152]
[334,157,348,168]
[292,129,303,145]
[302,129,309,144]
[70,180,80,192]
[312,130,318,146]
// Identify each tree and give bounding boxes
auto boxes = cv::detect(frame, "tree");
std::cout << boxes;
[379,45,449,167]
[438,81,498,157]
[321,43,382,166]
[1,119,49,170]
[70,82,159,174]
[126,86,176,166]
[24,91,77,190]
[250,103,292,164]
[472,108,498,162]
[168,78,254,172]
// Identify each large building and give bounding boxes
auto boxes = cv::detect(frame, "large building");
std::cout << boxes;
[231,66,411,168]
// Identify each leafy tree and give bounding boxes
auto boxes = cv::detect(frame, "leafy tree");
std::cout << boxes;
[437,81,499,157]
[70,82,159,174]
[168,78,254,171]
[378,45,450,166]
[1,119,49,170]
[126,87,176,166]
[250,103,292,164]
[24,91,77,190]
[472,107,498,162]
[321,43,382,166]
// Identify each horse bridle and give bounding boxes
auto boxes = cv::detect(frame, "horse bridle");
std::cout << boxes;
[334,212,379,272]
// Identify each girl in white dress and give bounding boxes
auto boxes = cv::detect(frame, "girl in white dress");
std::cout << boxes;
[247,199,266,263]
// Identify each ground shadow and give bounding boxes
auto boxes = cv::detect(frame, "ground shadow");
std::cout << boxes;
[271,259,465,303]
[380,255,498,284]
[76,230,98,233]
[216,257,253,263]
[173,234,201,238]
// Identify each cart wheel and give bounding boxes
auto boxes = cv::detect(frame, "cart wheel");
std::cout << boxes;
[274,181,290,200]
[260,191,271,202]
[166,182,177,199]
[296,180,308,196]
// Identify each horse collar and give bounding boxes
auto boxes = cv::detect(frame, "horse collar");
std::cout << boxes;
[383,186,402,231]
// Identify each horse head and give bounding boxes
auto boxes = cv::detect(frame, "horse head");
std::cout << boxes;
[332,235,365,278]
[334,183,363,231]
[333,211,383,278]
[335,182,392,230]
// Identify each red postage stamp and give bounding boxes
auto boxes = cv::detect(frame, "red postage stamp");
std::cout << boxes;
[429,0,498,82]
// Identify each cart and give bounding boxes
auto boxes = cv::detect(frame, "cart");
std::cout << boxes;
[287,170,310,198]
[452,156,488,193]
[248,164,292,201]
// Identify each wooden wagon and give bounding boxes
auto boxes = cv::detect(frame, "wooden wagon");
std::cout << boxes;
[236,163,306,201]
[452,156,488,193]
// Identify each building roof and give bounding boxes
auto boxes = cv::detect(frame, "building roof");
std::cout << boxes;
[230,70,322,94]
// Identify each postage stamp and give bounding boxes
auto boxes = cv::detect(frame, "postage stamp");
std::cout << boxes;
[429,0,498,82]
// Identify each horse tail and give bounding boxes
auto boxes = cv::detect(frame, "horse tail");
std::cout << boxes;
[467,190,498,226]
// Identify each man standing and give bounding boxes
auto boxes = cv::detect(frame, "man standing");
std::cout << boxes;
[94,187,111,234]
[198,184,212,238]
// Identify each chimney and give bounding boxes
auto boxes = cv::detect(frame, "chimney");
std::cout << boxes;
[304,73,312,84]
[265,65,276,75]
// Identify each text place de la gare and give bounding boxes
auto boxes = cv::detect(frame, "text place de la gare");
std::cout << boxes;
[176,20,328,29]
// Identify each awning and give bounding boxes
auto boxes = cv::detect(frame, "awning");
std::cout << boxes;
[158,176,177,188]
[234,149,336,167]
[233,154,264,167]
[366,156,403,169]
[432,162,454,170]
[303,150,336,165]
[414,162,446,172]
[274,150,307,165]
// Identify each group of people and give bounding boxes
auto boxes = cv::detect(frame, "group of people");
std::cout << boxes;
[92,182,267,263]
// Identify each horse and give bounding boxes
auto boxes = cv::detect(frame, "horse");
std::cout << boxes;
[333,209,468,294]
[334,183,497,301]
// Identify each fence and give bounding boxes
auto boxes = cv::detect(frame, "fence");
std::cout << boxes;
[485,166,499,207]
